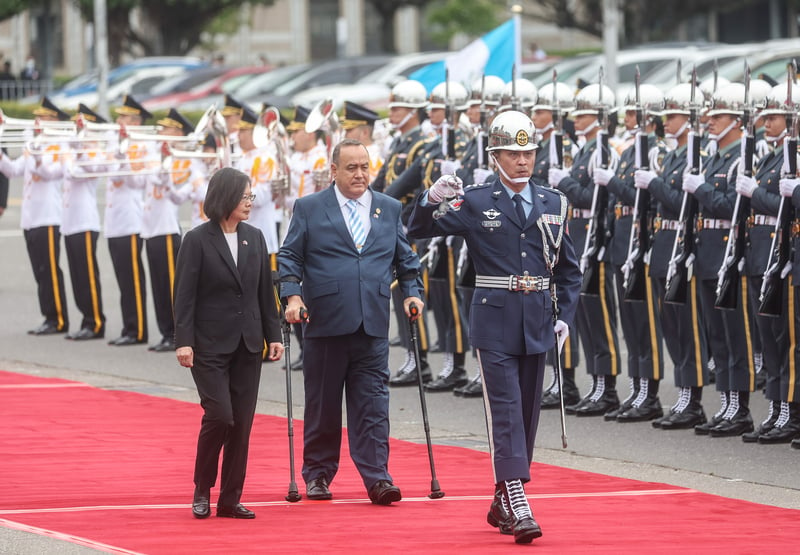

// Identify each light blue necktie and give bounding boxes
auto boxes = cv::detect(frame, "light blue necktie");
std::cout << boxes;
[347,199,366,251]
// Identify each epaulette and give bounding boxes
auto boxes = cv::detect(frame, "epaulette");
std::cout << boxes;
[423,136,438,144]
[538,184,566,199]
[465,182,491,190]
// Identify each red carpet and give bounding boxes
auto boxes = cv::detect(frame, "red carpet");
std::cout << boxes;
[1,369,798,554]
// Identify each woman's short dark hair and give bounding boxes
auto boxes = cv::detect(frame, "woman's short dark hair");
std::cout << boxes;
[204,167,250,222]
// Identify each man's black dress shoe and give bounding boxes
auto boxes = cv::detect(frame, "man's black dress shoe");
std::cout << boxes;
[66,328,104,340]
[192,489,210,519]
[486,488,513,535]
[575,391,619,417]
[108,335,146,346]
[512,515,543,544]
[368,480,402,505]
[659,404,706,430]
[148,338,175,352]
[216,503,255,519]
[709,410,754,437]
[389,364,431,386]
[616,397,664,422]
[28,322,66,336]
[424,370,467,392]
[306,476,332,500]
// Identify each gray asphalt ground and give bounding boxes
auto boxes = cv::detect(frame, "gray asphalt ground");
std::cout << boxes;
[0,177,798,553]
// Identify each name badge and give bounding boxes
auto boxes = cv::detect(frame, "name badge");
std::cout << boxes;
[481,220,502,228]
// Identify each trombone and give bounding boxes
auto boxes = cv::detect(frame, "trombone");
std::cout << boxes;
[305,97,341,191]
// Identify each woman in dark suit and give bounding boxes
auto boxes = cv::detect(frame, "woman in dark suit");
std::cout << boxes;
[174,167,284,519]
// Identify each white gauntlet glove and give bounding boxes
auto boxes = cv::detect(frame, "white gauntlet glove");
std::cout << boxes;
[548,167,569,188]
[554,319,569,351]
[682,173,704,194]
[429,174,464,203]
[735,173,757,198]
[472,167,494,184]
[634,169,656,190]
[779,177,800,198]
[593,168,614,187]
[440,159,462,176]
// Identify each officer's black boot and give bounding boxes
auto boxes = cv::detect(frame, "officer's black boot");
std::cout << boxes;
[486,484,513,535]
[500,479,543,544]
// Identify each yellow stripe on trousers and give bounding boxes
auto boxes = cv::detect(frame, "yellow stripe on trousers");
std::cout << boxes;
[166,235,176,304]
[645,273,660,381]
[131,236,145,341]
[740,276,755,391]
[446,246,464,354]
[690,277,704,385]
[84,232,102,333]
[48,227,65,330]
[789,276,796,403]
[598,264,618,375]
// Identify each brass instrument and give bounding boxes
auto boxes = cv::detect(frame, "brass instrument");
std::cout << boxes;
[305,97,341,190]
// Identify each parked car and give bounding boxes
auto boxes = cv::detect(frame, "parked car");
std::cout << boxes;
[291,51,448,110]
[141,66,266,111]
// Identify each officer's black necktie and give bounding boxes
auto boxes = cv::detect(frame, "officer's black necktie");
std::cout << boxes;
[513,194,527,225]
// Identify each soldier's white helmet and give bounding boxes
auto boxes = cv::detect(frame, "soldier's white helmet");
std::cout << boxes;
[760,84,800,116]
[571,84,616,117]
[464,75,506,108]
[622,84,666,114]
[388,80,428,109]
[428,81,469,110]
[486,110,538,152]
[499,79,538,111]
[707,82,746,117]
[699,76,730,98]
[749,78,774,108]
[661,83,695,115]
[532,82,576,112]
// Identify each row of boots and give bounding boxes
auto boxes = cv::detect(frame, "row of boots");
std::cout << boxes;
[389,350,484,396]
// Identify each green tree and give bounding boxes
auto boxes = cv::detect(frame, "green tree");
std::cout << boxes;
[426,0,501,45]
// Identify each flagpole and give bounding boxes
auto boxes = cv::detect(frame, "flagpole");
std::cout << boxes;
[511,3,522,81]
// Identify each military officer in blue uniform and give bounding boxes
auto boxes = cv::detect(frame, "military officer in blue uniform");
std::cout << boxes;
[408,110,582,544]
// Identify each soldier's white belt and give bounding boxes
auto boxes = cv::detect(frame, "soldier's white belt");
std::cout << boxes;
[475,274,550,292]
[752,214,777,226]
[660,219,681,230]
[571,208,592,219]
[701,219,731,230]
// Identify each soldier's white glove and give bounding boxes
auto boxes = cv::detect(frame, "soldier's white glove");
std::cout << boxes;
[682,173,704,194]
[779,177,800,198]
[735,173,757,198]
[429,174,464,203]
[593,167,614,187]
[554,319,569,351]
[549,167,569,188]
[440,159,461,176]
[472,167,494,184]
[634,169,656,190]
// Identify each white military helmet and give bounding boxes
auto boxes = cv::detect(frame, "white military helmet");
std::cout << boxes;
[464,75,506,107]
[499,79,538,111]
[707,82,746,117]
[749,78,774,108]
[388,80,428,109]
[661,83,695,115]
[571,84,616,117]
[486,110,538,152]
[532,82,576,113]
[699,76,730,99]
[428,81,469,110]
[760,83,800,116]
[622,84,666,114]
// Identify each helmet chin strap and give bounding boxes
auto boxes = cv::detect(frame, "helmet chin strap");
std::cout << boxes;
[392,110,414,131]
[765,129,787,143]
[707,118,740,142]
[665,120,689,140]
[575,119,599,137]
[491,153,531,184]
[538,122,554,135]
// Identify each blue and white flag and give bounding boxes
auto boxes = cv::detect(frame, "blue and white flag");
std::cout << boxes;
[410,18,520,93]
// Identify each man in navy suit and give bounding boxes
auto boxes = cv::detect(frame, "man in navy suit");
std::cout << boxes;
[408,111,581,544]
[278,138,424,505]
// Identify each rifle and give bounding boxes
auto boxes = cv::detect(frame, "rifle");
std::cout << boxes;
[550,69,564,171]
[759,62,798,316]
[622,66,651,301]
[475,74,489,170]
[581,68,611,296]
[665,66,701,304]
[715,62,754,309]
[433,72,459,219]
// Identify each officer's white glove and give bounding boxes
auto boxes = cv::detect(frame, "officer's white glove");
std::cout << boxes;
[548,167,569,188]
[554,319,569,352]
[779,177,800,198]
[682,173,704,194]
[472,167,494,184]
[735,173,757,198]
[634,169,656,190]
[593,167,614,187]
[429,174,464,203]
[440,159,461,176]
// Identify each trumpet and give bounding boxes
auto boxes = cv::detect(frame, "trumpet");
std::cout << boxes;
[259,106,292,198]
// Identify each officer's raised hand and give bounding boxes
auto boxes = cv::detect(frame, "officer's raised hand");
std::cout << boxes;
[429,174,464,202]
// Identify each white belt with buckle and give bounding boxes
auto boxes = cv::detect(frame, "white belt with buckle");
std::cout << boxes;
[702,219,732,230]
[753,214,777,226]
[660,219,680,230]
[572,208,592,219]
[475,274,551,292]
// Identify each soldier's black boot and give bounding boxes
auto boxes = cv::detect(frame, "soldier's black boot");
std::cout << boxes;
[486,485,513,535]
[758,402,800,444]
[742,400,778,443]
[501,479,543,544]
[389,349,432,386]
[575,375,619,417]
[660,387,706,430]
[695,391,729,435]
[709,391,754,437]
[425,352,468,392]
[542,367,580,409]
[606,377,638,421]
[617,378,663,422]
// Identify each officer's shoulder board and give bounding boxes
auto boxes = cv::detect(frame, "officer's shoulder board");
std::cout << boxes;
[465,182,492,191]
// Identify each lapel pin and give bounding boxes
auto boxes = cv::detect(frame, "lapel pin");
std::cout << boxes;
[242,240,248,246]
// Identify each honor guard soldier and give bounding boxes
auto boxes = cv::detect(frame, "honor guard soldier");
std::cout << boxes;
[497,78,538,115]
[369,79,434,384]
[169,133,217,230]
[106,94,153,346]
[456,75,506,188]
[0,96,71,335]
[593,84,667,422]
[286,105,328,210]
[221,94,245,157]
[341,101,383,182]
[408,110,582,543]
[548,83,623,416]
[634,83,710,430]
[61,103,107,340]
[140,108,194,352]
[682,83,756,437]
[531,81,582,408]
